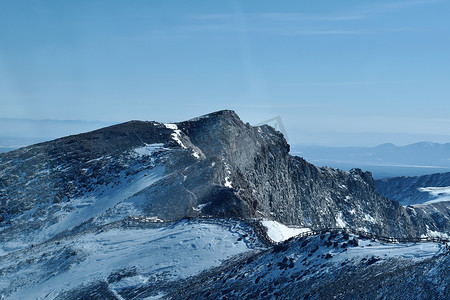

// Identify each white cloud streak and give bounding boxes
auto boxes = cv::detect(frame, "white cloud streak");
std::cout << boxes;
[185,0,440,36]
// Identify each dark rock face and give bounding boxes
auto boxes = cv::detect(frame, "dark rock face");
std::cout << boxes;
[175,111,422,237]
[0,110,442,244]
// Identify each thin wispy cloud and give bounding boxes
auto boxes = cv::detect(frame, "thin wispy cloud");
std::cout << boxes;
[192,12,364,22]
[278,80,418,87]
[192,13,236,21]
[268,29,363,36]
[257,13,363,22]
[185,0,440,36]
[402,117,450,123]
[365,0,442,12]
[171,24,416,36]
[173,24,235,33]
[191,0,440,22]
[270,27,416,36]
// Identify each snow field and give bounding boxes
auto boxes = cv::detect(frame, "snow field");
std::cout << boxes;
[417,186,450,205]
[3,219,258,299]
[261,220,310,243]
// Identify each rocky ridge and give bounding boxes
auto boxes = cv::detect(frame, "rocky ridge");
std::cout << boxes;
[1,110,449,248]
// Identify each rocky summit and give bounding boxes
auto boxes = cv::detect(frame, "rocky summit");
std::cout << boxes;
[0,110,449,299]
[0,110,445,242]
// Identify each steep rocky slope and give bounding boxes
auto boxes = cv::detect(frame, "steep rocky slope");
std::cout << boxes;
[0,110,446,252]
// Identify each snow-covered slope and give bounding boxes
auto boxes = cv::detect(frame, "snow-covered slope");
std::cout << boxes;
[417,186,450,205]
[170,231,450,299]
[0,157,166,255]
[374,172,450,236]
[261,220,310,243]
[375,171,450,206]
[0,219,263,300]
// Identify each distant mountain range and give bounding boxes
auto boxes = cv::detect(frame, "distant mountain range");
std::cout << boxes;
[291,142,450,179]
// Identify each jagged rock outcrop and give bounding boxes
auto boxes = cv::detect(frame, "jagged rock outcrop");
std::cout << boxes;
[0,110,444,247]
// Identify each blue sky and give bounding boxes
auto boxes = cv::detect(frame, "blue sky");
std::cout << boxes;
[1,0,449,146]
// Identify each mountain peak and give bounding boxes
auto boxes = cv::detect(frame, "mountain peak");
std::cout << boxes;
[197,109,238,118]
[183,110,240,123]
[375,143,396,149]
[1,109,443,255]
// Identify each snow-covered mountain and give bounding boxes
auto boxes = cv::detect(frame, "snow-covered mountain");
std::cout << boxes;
[0,110,441,245]
[1,110,449,299]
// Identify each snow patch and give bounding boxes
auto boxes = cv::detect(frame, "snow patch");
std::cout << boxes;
[192,151,201,159]
[223,160,233,188]
[129,216,164,223]
[164,123,186,149]
[193,202,211,212]
[142,293,166,300]
[417,186,450,205]
[261,220,310,243]
[343,238,443,261]
[110,275,149,289]
[426,230,449,239]
[164,123,201,159]
[364,214,376,223]
[335,212,347,228]
[134,143,165,157]
[224,177,233,188]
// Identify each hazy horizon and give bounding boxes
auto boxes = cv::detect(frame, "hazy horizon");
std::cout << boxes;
[1,114,450,149]
[1,1,450,147]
